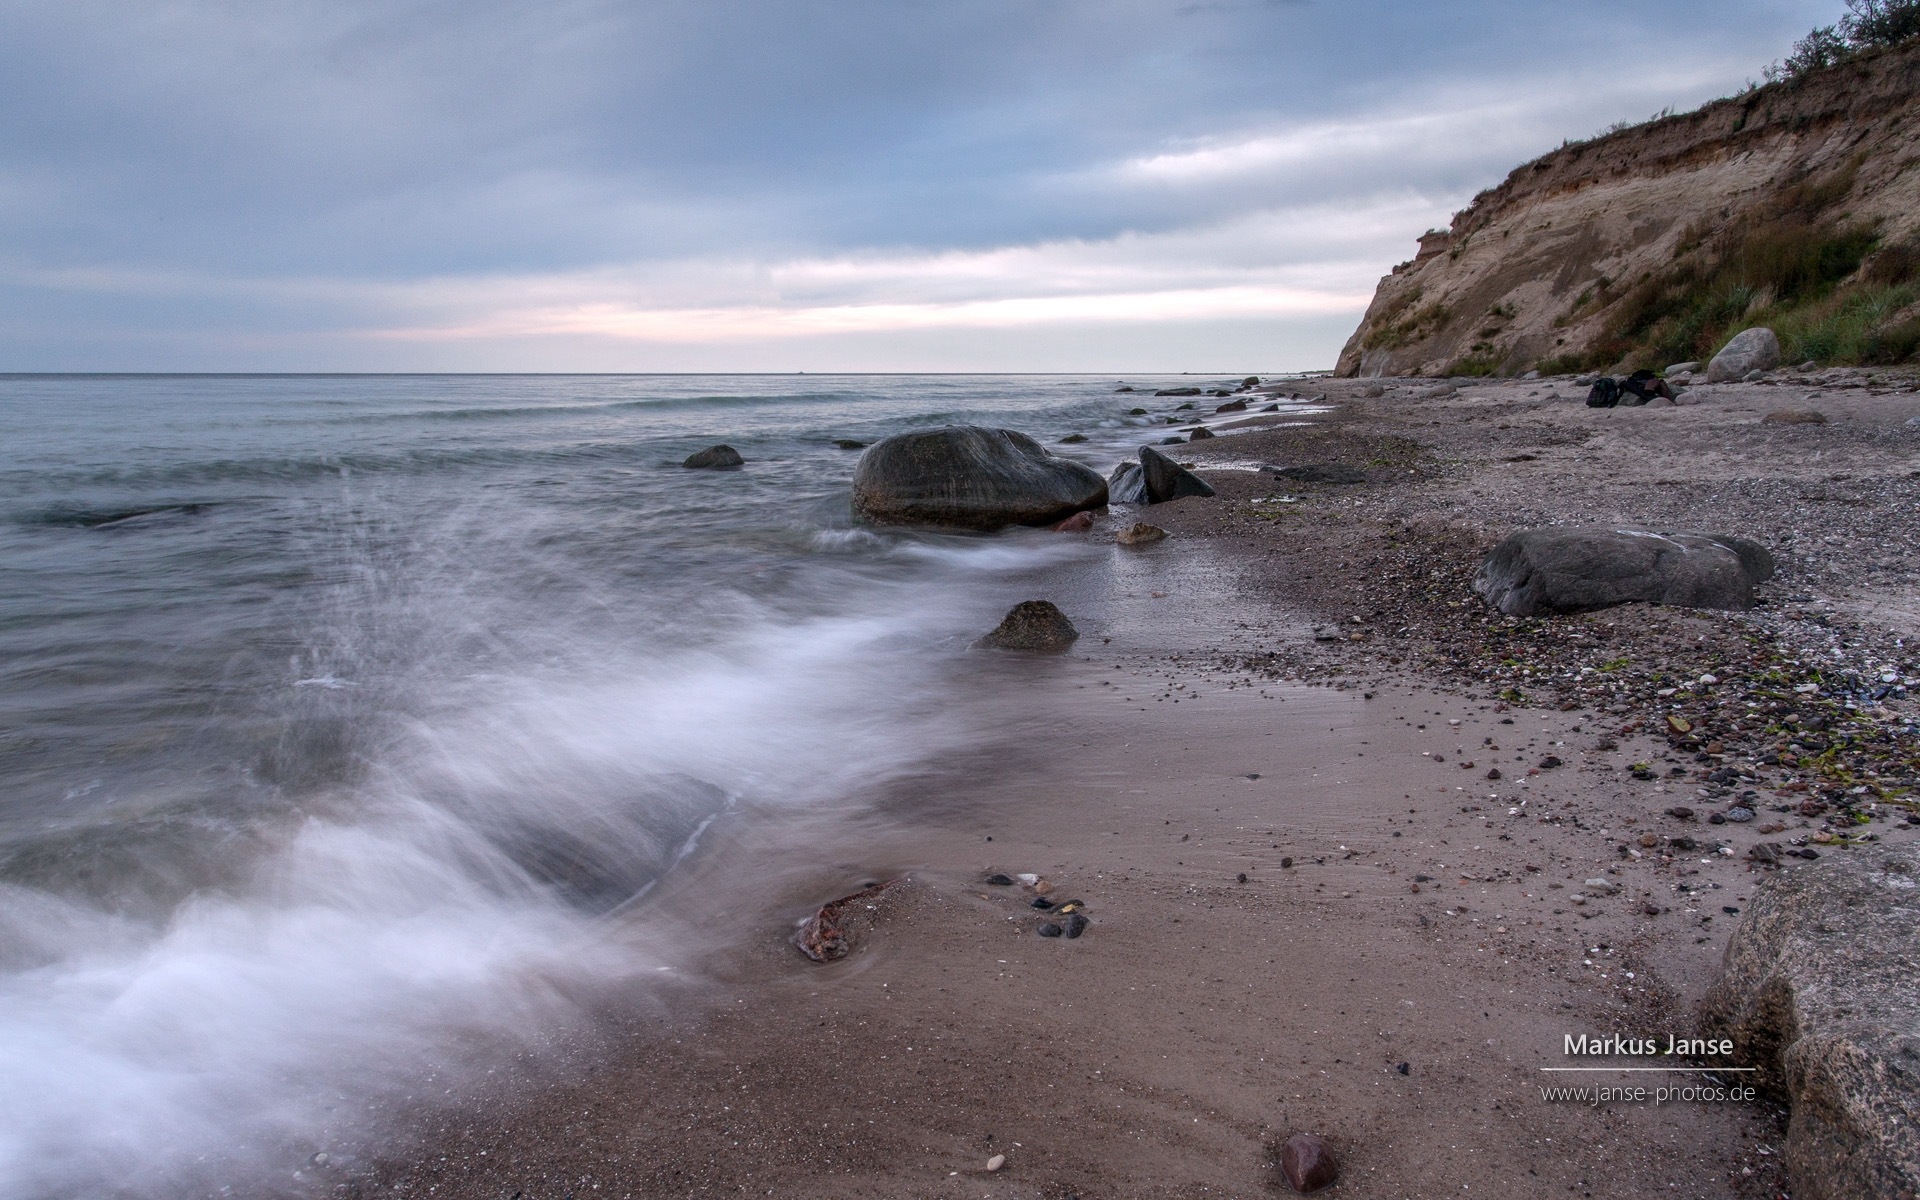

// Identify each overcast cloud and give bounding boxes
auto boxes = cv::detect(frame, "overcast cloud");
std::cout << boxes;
[0,0,1839,370]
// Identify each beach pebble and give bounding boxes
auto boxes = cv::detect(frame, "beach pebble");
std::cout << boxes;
[984,873,1014,886]
[1036,922,1063,937]
[1584,877,1620,895]
[1278,1133,1339,1193]
[1725,806,1755,823]
[1031,897,1055,910]
[1116,521,1168,547]
[986,1154,1006,1172]
[1665,806,1695,820]
[1063,913,1089,938]
[1051,510,1095,532]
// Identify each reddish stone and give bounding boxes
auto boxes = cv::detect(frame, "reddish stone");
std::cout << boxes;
[1279,1134,1338,1193]
[1051,510,1095,532]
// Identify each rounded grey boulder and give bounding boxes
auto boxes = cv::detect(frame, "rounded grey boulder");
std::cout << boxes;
[1706,327,1782,383]
[974,600,1080,653]
[851,426,1106,531]
[683,444,745,469]
[1473,526,1774,616]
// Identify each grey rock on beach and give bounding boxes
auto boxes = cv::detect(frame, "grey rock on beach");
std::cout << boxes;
[1706,327,1782,382]
[1700,844,1920,1200]
[1138,446,1216,502]
[1473,527,1774,616]
[850,426,1107,530]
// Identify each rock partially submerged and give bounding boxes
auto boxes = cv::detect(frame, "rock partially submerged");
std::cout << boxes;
[850,426,1107,531]
[1473,527,1774,616]
[1706,327,1782,382]
[683,444,745,469]
[1700,844,1920,1200]
[975,600,1080,653]
[793,876,909,963]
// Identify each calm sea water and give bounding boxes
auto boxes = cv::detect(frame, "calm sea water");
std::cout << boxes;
[0,372,1306,1195]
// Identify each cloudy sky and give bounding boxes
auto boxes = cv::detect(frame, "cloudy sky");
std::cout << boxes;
[0,0,1837,372]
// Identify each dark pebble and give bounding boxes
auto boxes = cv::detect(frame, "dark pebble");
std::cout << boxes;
[1237,872,1248,884]
[1037,922,1064,938]
[1414,874,1432,883]
[1722,905,1741,914]
[1665,806,1695,820]
[1281,856,1294,868]
[1539,755,1562,769]
[1063,913,1089,939]
[1279,1133,1339,1193]
[1396,1062,1410,1075]
[1708,813,1727,825]
[1800,847,1821,859]
[1486,767,1502,780]
[1031,897,1056,910]
[833,439,867,450]
[985,873,1015,886]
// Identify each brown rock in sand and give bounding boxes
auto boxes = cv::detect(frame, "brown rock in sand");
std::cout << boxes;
[1278,1133,1338,1192]
[974,601,1080,653]
[793,877,907,963]
[1116,522,1168,546]
[1052,510,1096,532]
[1762,410,1828,425]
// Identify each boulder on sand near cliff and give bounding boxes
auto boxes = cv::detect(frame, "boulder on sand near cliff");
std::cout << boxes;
[850,426,1107,531]
[1473,526,1773,616]
[1706,328,1782,382]
[1138,446,1216,502]
[1699,843,1920,1200]
[683,444,745,469]
[974,600,1080,653]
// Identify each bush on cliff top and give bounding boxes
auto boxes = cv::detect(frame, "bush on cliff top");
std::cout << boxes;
[1774,0,1920,80]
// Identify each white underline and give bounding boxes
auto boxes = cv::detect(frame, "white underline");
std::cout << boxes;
[1539,1067,1758,1073]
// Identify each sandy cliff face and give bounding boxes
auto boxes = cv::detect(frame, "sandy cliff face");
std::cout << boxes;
[1337,41,1920,377]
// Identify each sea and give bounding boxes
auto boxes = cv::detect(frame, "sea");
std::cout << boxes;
[0,372,1316,1196]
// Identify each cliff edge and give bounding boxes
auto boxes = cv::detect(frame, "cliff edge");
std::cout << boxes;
[1336,40,1920,377]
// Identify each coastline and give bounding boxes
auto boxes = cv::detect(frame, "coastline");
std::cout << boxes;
[349,371,1920,1199]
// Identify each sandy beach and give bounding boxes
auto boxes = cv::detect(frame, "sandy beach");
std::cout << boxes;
[341,371,1920,1200]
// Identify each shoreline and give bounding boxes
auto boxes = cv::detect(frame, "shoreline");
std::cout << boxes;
[346,372,1919,1199]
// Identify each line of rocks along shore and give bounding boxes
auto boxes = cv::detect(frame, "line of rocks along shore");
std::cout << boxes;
[1131,369,1920,866]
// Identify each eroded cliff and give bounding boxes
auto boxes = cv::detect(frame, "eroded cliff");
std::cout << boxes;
[1337,40,1920,377]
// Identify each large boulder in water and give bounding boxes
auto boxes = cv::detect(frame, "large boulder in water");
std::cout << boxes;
[1700,844,1920,1200]
[1706,327,1782,382]
[1138,446,1216,502]
[1473,527,1773,616]
[851,426,1106,531]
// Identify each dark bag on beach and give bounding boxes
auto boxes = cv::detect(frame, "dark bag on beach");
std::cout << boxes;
[1586,377,1620,408]
[1618,370,1670,406]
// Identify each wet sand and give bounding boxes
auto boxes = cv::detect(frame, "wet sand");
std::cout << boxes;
[349,372,1920,1199]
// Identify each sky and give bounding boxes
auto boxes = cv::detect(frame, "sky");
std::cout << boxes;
[0,0,1842,372]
